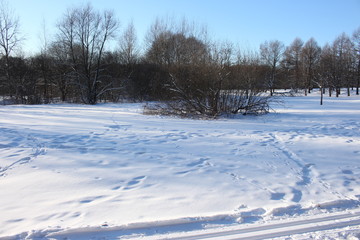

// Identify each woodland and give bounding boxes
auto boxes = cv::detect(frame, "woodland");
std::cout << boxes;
[0,3,359,117]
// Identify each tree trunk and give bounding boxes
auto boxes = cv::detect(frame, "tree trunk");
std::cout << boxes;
[357,63,360,95]
[320,86,323,105]
[336,88,340,97]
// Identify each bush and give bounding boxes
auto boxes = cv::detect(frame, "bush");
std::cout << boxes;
[144,64,273,118]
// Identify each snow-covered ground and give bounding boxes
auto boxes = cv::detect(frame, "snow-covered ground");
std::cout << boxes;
[0,90,359,239]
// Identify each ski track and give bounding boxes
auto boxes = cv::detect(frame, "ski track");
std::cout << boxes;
[39,210,360,240]
[162,211,360,240]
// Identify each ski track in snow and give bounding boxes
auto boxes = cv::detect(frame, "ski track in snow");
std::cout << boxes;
[0,93,360,239]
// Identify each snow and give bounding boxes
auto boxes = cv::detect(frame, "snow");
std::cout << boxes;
[0,90,360,239]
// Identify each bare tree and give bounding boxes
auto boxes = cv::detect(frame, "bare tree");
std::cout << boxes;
[332,33,353,97]
[0,1,21,62]
[283,38,303,91]
[56,3,119,104]
[146,31,208,67]
[118,21,139,65]
[48,41,72,102]
[301,38,321,95]
[319,43,336,98]
[35,18,53,103]
[145,25,271,118]
[160,42,272,117]
[0,0,23,100]
[260,40,284,96]
[352,27,360,95]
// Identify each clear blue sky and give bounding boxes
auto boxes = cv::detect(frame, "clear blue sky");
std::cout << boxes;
[9,0,360,56]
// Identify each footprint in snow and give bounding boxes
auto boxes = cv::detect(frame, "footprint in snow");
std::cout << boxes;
[270,192,285,200]
[19,157,31,163]
[123,176,147,190]
[175,170,193,176]
[79,195,106,204]
[291,188,302,203]
[186,158,211,167]
[6,153,21,158]
[342,169,353,175]
[111,185,122,190]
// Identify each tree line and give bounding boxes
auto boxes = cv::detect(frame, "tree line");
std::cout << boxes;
[0,3,359,116]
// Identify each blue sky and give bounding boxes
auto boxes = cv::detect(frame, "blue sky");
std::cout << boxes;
[9,0,360,55]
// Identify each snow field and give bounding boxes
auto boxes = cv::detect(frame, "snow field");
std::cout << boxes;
[0,91,359,239]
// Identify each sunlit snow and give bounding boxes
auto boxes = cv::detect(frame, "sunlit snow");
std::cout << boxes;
[0,90,359,239]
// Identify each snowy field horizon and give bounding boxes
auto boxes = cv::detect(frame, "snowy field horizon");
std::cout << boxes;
[1,89,360,239]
